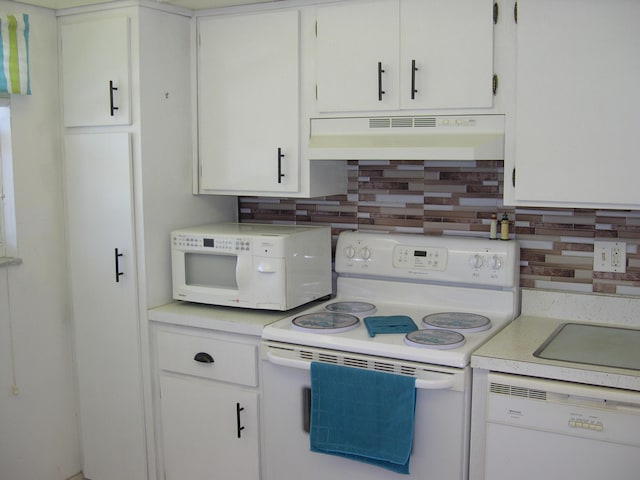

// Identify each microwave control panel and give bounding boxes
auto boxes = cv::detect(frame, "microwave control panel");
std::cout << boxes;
[172,234,251,253]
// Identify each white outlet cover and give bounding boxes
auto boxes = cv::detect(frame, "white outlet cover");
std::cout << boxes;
[593,241,627,273]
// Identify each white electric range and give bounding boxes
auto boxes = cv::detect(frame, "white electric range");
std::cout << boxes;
[261,230,520,480]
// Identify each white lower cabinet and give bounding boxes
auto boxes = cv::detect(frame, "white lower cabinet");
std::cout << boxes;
[154,327,261,480]
[64,132,148,480]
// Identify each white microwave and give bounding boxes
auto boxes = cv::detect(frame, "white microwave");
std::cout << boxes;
[171,223,332,310]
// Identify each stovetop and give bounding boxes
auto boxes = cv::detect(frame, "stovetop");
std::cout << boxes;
[263,293,515,368]
[263,231,520,368]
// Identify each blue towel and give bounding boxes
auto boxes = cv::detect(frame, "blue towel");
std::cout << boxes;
[364,315,417,337]
[310,362,416,474]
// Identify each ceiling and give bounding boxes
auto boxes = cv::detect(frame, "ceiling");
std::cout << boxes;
[20,0,280,12]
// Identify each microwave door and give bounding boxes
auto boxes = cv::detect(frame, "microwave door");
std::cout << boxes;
[178,252,246,306]
[184,252,238,289]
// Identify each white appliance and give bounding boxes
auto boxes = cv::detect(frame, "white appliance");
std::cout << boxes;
[471,300,640,480]
[484,372,640,480]
[171,223,331,310]
[307,114,505,160]
[261,231,520,480]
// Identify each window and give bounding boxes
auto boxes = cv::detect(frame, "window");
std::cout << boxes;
[0,99,18,264]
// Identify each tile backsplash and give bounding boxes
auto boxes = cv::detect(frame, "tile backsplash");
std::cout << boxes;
[239,160,640,296]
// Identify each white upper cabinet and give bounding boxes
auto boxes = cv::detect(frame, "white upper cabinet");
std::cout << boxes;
[197,10,300,194]
[512,0,640,208]
[315,0,495,113]
[60,15,131,127]
[399,0,494,110]
[315,0,398,112]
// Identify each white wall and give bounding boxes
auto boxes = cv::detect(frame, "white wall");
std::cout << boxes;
[0,3,81,479]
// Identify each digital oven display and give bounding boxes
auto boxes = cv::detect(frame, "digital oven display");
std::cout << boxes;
[414,250,427,257]
[203,238,214,247]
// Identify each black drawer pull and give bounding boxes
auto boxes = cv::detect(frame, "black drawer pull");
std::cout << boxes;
[193,352,214,364]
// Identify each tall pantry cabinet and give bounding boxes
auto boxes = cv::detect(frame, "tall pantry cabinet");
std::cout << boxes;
[58,3,236,479]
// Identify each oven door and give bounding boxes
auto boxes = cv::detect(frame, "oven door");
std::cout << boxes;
[261,342,471,480]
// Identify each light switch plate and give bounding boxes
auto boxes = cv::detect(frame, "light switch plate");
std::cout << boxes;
[593,241,627,273]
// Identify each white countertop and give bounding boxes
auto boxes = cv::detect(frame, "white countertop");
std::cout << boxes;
[471,289,640,391]
[148,300,320,336]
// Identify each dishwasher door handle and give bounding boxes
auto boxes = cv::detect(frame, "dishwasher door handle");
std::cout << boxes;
[265,351,456,390]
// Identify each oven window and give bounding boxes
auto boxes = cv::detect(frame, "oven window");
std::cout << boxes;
[184,253,238,289]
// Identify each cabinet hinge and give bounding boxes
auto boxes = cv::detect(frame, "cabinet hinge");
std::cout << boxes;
[493,2,499,24]
[492,74,499,96]
[514,2,518,24]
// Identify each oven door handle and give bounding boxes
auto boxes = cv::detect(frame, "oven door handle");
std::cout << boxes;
[266,351,456,390]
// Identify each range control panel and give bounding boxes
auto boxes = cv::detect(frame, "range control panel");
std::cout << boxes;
[393,245,448,271]
[336,231,519,288]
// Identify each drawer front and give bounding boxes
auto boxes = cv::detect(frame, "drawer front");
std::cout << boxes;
[157,330,258,387]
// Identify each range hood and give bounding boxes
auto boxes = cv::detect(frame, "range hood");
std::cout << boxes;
[308,114,505,161]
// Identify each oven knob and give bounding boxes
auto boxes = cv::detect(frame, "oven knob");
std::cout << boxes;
[344,245,356,258]
[469,254,484,268]
[360,247,372,260]
[488,255,503,270]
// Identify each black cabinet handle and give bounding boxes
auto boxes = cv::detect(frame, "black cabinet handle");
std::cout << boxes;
[236,403,245,438]
[109,80,119,117]
[411,59,418,100]
[277,148,285,184]
[114,248,124,283]
[193,352,214,364]
[377,61,385,101]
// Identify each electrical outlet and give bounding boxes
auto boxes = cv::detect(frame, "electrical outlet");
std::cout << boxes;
[593,241,627,273]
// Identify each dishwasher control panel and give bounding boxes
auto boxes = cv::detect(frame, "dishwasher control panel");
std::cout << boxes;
[487,373,640,446]
[568,416,604,432]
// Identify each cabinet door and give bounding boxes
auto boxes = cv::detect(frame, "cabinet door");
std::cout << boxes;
[513,0,640,207]
[64,133,147,480]
[160,374,260,480]
[60,15,131,127]
[316,0,399,112]
[197,10,300,194]
[399,0,494,109]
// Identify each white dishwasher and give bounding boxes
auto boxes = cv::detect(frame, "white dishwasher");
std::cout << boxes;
[485,372,640,480]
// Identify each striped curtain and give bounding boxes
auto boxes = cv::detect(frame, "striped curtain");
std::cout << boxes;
[0,14,30,95]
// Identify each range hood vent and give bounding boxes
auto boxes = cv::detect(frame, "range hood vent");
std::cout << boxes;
[308,114,505,161]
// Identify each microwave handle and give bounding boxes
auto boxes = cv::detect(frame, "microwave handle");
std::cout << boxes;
[265,351,455,390]
[257,263,277,273]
